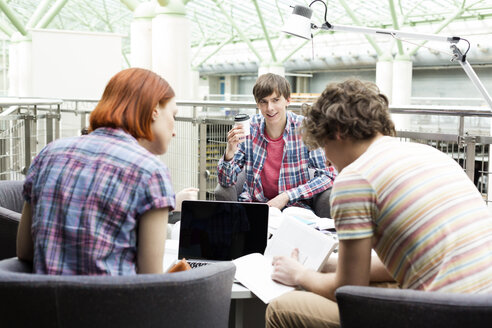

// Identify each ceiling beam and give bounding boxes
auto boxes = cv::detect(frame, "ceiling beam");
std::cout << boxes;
[252,0,277,62]
[0,0,27,36]
[212,0,263,62]
[36,0,69,29]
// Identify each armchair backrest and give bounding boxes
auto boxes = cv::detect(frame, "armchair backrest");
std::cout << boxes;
[214,169,247,201]
[0,181,24,260]
[0,180,24,213]
[336,285,492,328]
[0,257,236,328]
[214,169,332,218]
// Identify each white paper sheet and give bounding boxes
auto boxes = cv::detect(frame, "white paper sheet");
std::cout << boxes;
[233,216,338,304]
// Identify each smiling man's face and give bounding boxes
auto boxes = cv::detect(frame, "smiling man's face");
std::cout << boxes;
[257,92,290,131]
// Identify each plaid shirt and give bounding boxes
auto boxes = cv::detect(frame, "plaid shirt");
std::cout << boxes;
[218,111,336,209]
[23,127,175,275]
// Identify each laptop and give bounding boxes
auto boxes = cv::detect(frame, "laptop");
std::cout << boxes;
[178,200,270,268]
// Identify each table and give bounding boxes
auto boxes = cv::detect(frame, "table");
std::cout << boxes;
[163,240,266,328]
[231,283,266,328]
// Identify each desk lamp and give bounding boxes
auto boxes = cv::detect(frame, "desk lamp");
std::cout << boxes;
[282,0,492,109]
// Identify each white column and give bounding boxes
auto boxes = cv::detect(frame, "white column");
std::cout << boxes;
[375,54,393,103]
[258,61,285,77]
[130,4,154,69]
[8,38,19,96]
[190,68,200,99]
[224,75,238,101]
[152,1,198,194]
[391,54,413,131]
[392,54,412,105]
[152,6,193,100]
[17,36,33,97]
[295,76,309,93]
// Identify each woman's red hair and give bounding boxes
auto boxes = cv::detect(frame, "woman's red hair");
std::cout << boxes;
[89,68,175,140]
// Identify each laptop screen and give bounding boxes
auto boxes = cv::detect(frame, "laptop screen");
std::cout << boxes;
[178,200,269,261]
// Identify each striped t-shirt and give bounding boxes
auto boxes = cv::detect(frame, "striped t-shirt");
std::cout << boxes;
[333,136,492,293]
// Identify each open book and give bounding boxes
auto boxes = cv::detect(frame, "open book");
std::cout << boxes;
[233,215,338,303]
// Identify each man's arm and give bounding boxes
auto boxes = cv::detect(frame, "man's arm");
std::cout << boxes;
[267,192,289,209]
[285,147,336,204]
[321,252,395,282]
[17,202,34,262]
[217,142,246,187]
[369,253,395,282]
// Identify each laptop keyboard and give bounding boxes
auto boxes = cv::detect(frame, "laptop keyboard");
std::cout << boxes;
[189,261,211,269]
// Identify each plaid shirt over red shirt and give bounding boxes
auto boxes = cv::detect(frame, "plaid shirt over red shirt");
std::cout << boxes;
[218,111,336,210]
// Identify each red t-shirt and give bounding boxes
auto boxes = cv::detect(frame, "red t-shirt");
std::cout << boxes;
[260,132,285,200]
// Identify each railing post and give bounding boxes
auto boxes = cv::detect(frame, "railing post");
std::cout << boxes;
[0,127,5,180]
[33,105,38,155]
[198,121,208,200]
[80,112,87,134]
[46,111,54,144]
[464,135,476,182]
[23,114,34,174]
[458,116,465,137]
[55,104,61,139]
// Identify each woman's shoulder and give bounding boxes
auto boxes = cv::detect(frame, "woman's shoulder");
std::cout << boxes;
[36,135,84,157]
[126,146,169,174]
[85,130,169,176]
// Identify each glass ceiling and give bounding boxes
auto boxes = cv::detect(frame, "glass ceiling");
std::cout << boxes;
[1,0,491,69]
[186,0,492,47]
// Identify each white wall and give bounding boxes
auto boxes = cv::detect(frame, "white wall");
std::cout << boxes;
[30,29,122,99]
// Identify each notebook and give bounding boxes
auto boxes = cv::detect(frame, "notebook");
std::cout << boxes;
[233,216,339,303]
[178,200,270,267]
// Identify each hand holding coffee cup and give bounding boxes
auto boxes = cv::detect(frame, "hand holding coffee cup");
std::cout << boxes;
[234,114,250,140]
[225,114,250,161]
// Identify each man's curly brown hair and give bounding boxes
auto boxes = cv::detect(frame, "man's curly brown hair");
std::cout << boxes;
[301,79,396,149]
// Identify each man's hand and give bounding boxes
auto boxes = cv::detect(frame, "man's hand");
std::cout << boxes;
[267,192,289,209]
[224,126,245,161]
[271,248,305,286]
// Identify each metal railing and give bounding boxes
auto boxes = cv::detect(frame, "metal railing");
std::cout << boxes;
[0,98,63,179]
[1,98,492,205]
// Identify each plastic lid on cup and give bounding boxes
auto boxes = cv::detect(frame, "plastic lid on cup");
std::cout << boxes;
[234,113,250,122]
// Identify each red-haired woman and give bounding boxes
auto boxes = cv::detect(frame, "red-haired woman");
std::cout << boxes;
[17,68,177,275]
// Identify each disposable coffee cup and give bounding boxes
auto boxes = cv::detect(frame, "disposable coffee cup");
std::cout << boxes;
[234,113,250,137]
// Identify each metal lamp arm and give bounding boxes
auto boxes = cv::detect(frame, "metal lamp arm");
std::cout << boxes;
[318,22,492,109]
[319,22,458,43]
[452,45,492,109]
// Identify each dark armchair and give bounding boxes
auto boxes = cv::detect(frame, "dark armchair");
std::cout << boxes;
[0,181,24,260]
[214,169,332,218]
[336,285,492,328]
[0,257,236,328]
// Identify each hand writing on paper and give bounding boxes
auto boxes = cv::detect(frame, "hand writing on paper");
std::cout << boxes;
[271,248,305,287]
